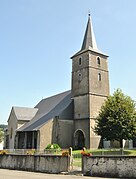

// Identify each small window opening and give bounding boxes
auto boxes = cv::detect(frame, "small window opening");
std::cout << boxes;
[78,73,82,81]
[79,57,82,65]
[78,73,81,77]
[98,73,101,81]
[97,57,101,66]
[10,128,13,139]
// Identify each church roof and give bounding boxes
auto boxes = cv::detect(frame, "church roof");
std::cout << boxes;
[10,107,38,121]
[17,90,72,131]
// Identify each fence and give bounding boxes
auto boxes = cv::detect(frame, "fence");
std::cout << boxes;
[2,148,136,173]
[71,153,82,172]
[3,148,136,155]
[83,148,136,156]
[4,148,69,155]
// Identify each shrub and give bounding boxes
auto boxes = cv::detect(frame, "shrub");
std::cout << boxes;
[45,143,61,150]
[81,150,92,156]
[26,149,36,155]
[62,150,69,156]
[0,150,7,155]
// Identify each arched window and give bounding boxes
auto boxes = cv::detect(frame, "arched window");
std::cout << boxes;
[97,57,101,66]
[98,73,101,81]
[78,57,82,65]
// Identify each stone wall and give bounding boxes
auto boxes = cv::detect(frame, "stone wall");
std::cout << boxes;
[7,108,17,149]
[56,119,73,148]
[0,154,70,174]
[39,119,53,150]
[82,155,136,178]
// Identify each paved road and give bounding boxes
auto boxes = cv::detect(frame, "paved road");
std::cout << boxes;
[0,169,120,179]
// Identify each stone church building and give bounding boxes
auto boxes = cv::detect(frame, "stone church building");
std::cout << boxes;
[6,15,110,150]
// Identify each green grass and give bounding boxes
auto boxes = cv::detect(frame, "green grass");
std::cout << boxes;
[123,149,136,155]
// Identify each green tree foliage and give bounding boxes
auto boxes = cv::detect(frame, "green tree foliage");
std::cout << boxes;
[0,128,4,143]
[94,89,136,148]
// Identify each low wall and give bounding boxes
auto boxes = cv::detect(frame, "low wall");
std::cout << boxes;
[82,155,136,178]
[0,154,70,173]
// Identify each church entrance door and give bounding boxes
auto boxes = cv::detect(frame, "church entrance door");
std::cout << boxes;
[74,130,85,150]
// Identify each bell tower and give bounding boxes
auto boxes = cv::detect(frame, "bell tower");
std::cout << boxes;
[71,14,109,149]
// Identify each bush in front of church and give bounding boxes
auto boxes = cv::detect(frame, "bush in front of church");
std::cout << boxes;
[45,143,61,150]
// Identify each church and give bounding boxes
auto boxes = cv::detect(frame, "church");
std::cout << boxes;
[5,15,110,150]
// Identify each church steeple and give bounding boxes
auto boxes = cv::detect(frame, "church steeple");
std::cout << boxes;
[81,14,98,50]
[71,14,109,149]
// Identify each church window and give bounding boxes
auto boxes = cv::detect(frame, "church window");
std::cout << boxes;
[98,73,101,81]
[78,73,82,81]
[78,57,82,65]
[97,57,101,66]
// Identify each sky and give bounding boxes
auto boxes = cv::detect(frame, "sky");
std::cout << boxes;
[0,0,136,124]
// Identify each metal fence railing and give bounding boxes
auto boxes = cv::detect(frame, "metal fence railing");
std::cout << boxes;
[85,148,136,156]
[3,148,136,156]
[3,149,69,155]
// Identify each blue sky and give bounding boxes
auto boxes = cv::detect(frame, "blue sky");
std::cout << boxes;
[0,0,136,124]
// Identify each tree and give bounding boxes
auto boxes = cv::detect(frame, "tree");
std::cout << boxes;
[0,128,4,143]
[94,89,136,148]
[0,124,7,129]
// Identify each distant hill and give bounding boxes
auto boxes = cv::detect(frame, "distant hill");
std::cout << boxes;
[0,124,7,130]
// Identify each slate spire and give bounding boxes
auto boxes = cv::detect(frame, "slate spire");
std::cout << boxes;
[81,14,98,50]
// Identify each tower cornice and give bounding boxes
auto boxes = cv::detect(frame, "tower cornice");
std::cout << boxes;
[71,47,108,59]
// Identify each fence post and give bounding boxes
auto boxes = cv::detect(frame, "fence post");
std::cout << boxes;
[69,147,72,157]
[69,147,73,171]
